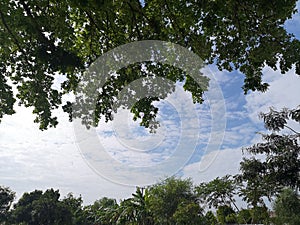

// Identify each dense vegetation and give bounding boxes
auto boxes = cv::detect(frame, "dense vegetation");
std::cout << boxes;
[0,177,299,225]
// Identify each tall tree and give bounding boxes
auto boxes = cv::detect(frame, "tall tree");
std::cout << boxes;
[237,106,300,222]
[172,201,206,225]
[115,187,153,225]
[12,189,43,225]
[0,0,299,130]
[238,106,300,203]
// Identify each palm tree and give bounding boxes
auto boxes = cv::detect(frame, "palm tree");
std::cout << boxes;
[114,187,154,225]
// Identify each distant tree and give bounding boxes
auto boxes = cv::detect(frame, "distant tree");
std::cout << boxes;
[273,188,300,225]
[237,106,300,206]
[0,185,15,223]
[236,206,269,225]
[84,197,118,225]
[12,189,43,225]
[12,189,73,225]
[196,175,239,211]
[61,193,87,225]
[146,177,203,224]
[250,205,270,225]
[115,187,153,225]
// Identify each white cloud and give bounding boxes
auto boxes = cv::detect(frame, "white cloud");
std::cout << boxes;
[285,1,300,38]
[245,66,300,123]
[0,106,136,204]
[182,148,244,183]
[182,63,300,188]
[71,84,215,187]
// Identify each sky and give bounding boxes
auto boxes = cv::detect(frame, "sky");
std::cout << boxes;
[0,3,300,205]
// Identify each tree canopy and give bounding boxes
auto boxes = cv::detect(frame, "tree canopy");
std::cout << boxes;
[12,189,78,225]
[0,0,299,129]
[0,176,274,225]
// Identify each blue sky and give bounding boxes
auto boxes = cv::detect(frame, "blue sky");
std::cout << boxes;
[0,2,300,205]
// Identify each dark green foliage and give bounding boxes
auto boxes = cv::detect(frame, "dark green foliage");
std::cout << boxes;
[2,174,298,225]
[146,177,203,224]
[172,201,206,225]
[196,175,238,210]
[84,197,118,225]
[237,106,300,206]
[117,187,154,225]
[0,186,15,223]
[216,205,236,225]
[250,206,270,225]
[13,189,75,225]
[205,211,218,225]
[273,188,300,225]
[0,0,299,130]
[237,209,252,224]
[236,207,269,225]
[61,193,88,225]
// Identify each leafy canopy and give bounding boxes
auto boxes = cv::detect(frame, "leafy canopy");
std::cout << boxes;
[0,0,299,129]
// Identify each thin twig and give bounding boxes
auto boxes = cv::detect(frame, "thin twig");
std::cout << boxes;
[284,125,300,135]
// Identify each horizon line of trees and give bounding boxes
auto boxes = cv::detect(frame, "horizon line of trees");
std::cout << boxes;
[0,176,299,225]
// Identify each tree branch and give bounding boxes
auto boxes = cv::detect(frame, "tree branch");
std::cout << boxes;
[84,10,103,34]
[284,125,300,135]
[126,1,142,40]
[0,10,27,57]
[0,8,34,73]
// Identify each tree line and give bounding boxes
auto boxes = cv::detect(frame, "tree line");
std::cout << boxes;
[0,177,299,225]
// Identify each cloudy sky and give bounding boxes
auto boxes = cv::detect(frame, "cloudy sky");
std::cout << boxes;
[0,3,300,205]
